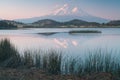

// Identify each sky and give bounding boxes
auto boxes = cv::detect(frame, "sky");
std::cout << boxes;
[0,0,120,20]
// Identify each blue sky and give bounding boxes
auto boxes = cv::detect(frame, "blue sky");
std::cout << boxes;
[0,0,120,20]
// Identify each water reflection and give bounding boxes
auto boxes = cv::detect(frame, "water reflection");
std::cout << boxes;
[72,40,78,46]
[0,28,120,57]
[54,38,68,48]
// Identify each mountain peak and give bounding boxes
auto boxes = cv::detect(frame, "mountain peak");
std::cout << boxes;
[15,4,109,23]
[52,4,88,16]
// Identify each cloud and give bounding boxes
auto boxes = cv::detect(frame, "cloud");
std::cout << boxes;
[72,7,78,13]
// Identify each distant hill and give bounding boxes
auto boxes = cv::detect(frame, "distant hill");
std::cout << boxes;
[0,20,25,29]
[64,19,100,26]
[0,20,17,29]
[3,20,25,28]
[1,19,120,29]
[32,19,62,28]
[106,20,120,26]
[63,19,89,26]
[23,19,100,28]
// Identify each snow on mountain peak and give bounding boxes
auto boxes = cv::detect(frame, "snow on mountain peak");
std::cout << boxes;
[52,4,88,16]
[14,4,109,23]
[53,4,69,15]
[72,7,78,13]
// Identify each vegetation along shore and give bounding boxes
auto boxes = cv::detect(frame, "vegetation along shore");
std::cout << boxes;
[0,39,120,80]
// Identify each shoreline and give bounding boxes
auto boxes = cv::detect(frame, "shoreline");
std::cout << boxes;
[0,26,120,30]
[0,68,117,80]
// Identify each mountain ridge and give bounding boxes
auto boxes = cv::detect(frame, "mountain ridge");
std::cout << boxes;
[0,19,120,28]
[15,15,109,24]
[15,4,109,23]
[23,19,101,28]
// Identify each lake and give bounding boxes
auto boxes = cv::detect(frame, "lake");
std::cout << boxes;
[0,28,120,57]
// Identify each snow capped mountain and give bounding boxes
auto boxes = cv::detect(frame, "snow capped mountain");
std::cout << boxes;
[15,4,109,23]
[52,4,88,16]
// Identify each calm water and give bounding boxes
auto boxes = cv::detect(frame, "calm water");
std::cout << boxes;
[0,28,120,56]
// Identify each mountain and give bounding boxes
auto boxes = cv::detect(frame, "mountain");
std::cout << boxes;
[31,19,62,28]
[106,20,120,26]
[64,19,89,25]
[15,4,109,23]
[64,19,100,26]
[23,19,100,28]
[0,20,25,28]
[0,20,17,29]
[1,19,120,28]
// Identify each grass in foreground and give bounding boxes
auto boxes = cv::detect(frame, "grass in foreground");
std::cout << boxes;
[0,39,120,78]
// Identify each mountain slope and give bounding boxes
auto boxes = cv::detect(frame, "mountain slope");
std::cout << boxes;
[63,19,89,25]
[15,4,109,23]
[32,19,62,28]
[0,20,17,29]
[64,19,100,26]
[107,20,120,26]
[23,19,100,28]
[0,20,25,28]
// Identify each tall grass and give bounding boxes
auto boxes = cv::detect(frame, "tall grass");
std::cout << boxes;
[47,50,62,74]
[0,39,21,68]
[0,39,120,76]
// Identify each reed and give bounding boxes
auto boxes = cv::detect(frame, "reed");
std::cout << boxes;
[0,39,21,68]
[0,39,120,76]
